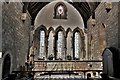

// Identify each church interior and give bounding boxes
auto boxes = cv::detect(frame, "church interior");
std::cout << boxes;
[0,0,120,80]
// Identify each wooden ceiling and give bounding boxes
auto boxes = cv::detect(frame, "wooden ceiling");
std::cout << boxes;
[24,2,100,28]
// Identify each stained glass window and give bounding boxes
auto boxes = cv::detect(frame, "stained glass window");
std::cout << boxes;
[57,5,64,15]
[39,30,45,59]
[54,2,67,19]
[74,32,80,59]
[57,31,63,59]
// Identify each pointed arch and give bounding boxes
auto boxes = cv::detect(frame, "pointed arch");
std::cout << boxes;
[35,25,48,36]
[55,26,66,37]
[34,25,48,41]
[48,27,55,36]
[66,28,72,37]
[2,52,12,79]
[73,27,84,38]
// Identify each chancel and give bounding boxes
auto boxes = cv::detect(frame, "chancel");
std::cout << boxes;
[1,0,120,80]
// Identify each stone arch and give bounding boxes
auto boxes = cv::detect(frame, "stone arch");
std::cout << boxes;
[34,25,48,42]
[35,25,48,36]
[73,27,84,38]
[66,28,72,37]
[2,52,12,79]
[102,47,120,78]
[108,47,120,78]
[48,27,55,36]
[55,26,66,37]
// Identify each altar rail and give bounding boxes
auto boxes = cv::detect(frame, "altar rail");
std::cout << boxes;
[33,60,103,72]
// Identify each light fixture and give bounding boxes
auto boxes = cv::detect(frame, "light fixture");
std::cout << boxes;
[21,13,27,22]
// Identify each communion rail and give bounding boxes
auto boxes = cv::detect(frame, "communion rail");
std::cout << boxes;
[33,60,103,72]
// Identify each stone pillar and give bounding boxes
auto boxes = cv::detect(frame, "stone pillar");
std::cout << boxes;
[62,35,66,60]
[119,2,120,48]
[82,36,86,59]
[0,1,2,54]
[0,2,3,80]
[71,35,73,59]
[45,35,48,60]
[83,72,86,78]
[0,58,2,80]
[71,35,74,59]
[53,34,56,60]
[64,36,67,60]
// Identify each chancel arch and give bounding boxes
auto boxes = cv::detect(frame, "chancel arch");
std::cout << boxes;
[34,1,85,60]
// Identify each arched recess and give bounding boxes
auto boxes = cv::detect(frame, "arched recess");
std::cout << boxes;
[2,54,11,79]
[102,47,120,78]
[34,25,47,59]
[54,2,67,19]
[99,23,106,55]
[55,26,66,60]
[73,27,85,60]
[66,28,73,59]
[47,27,55,59]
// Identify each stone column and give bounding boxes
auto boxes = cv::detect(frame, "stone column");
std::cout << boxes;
[64,36,67,60]
[0,58,2,80]
[0,2,2,80]
[71,35,74,59]
[45,35,48,60]
[71,35,73,59]
[82,36,86,59]
[53,34,56,60]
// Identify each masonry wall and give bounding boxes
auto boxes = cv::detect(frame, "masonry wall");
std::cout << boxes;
[118,2,120,48]
[2,2,31,72]
[87,2,119,60]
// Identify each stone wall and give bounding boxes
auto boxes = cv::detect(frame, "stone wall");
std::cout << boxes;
[87,2,119,60]
[118,2,120,48]
[0,2,2,52]
[2,2,31,72]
